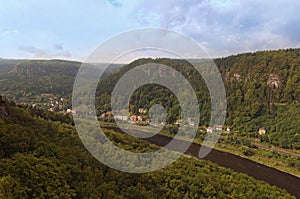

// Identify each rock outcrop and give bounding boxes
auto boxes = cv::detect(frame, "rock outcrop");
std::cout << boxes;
[0,96,9,119]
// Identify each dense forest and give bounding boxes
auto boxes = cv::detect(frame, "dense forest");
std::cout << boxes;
[0,97,295,198]
[0,49,299,150]
[0,59,122,104]
[95,49,300,149]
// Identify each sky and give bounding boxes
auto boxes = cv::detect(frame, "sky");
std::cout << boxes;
[1,0,300,62]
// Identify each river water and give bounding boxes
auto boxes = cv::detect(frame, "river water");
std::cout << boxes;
[107,126,300,198]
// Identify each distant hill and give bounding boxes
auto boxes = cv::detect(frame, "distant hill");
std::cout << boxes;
[0,59,25,74]
[0,59,123,107]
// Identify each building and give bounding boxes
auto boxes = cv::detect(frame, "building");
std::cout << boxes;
[216,125,223,131]
[189,121,195,126]
[206,127,213,133]
[130,115,137,122]
[106,111,112,116]
[258,128,267,135]
[187,118,195,126]
[137,116,143,121]
[175,120,182,125]
[226,127,231,133]
[66,109,76,114]
[114,115,127,121]
[138,108,147,114]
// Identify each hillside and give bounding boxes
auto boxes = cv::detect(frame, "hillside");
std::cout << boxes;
[0,49,299,148]
[216,49,300,148]
[95,49,300,149]
[0,59,122,110]
[0,98,295,198]
[0,60,80,105]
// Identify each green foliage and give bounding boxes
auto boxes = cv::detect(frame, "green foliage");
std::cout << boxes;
[0,100,294,198]
[95,50,300,149]
[0,60,81,101]
[0,59,122,108]
[1,49,299,149]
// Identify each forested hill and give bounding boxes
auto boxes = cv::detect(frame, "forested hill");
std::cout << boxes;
[0,98,295,198]
[0,59,122,104]
[214,49,300,148]
[96,49,300,149]
[215,48,300,104]
[0,49,299,149]
[0,59,81,103]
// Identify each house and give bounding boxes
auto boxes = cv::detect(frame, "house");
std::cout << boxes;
[187,118,195,126]
[258,128,267,135]
[137,116,143,121]
[206,127,213,133]
[130,115,137,122]
[226,127,231,133]
[138,108,147,114]
[175,120,182,125]
[66,109,76,114]
[106,111,112,116]
[117,115,128,121]
[216,125,223,131]
[189,121,195,126]
[114,115,123,121]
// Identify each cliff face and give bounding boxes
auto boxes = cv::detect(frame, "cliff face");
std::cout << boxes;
[0,96,9,119]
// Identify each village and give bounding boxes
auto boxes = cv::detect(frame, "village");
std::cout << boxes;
[21,95,269,139]
[15,93,272,141]
[98,107,235,134]
[17,94,76,115]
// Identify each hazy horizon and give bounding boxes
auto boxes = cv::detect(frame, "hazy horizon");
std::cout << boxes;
[1,47,299,64]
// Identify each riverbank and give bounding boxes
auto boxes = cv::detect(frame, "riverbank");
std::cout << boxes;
[102,125,300,198]
[102,122,300,178]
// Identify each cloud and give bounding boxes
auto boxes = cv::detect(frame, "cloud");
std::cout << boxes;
[53,44,64,51]
[2,29,19,36]
[134,0,300,57]
[19,45,72,58]
[107,0,122,8]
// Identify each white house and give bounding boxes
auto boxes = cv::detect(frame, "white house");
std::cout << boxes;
[226,127,231,133]
[216,125,223,131]
[206,127,213,133]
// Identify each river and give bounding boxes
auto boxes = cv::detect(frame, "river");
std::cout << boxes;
[107,127,300,198]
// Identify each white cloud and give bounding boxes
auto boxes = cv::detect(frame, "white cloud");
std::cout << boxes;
[134,0,300,57]
[2,29,19,36]
[19,45,72,59]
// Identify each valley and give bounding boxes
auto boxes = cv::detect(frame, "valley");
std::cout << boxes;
[0,48,299,197]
